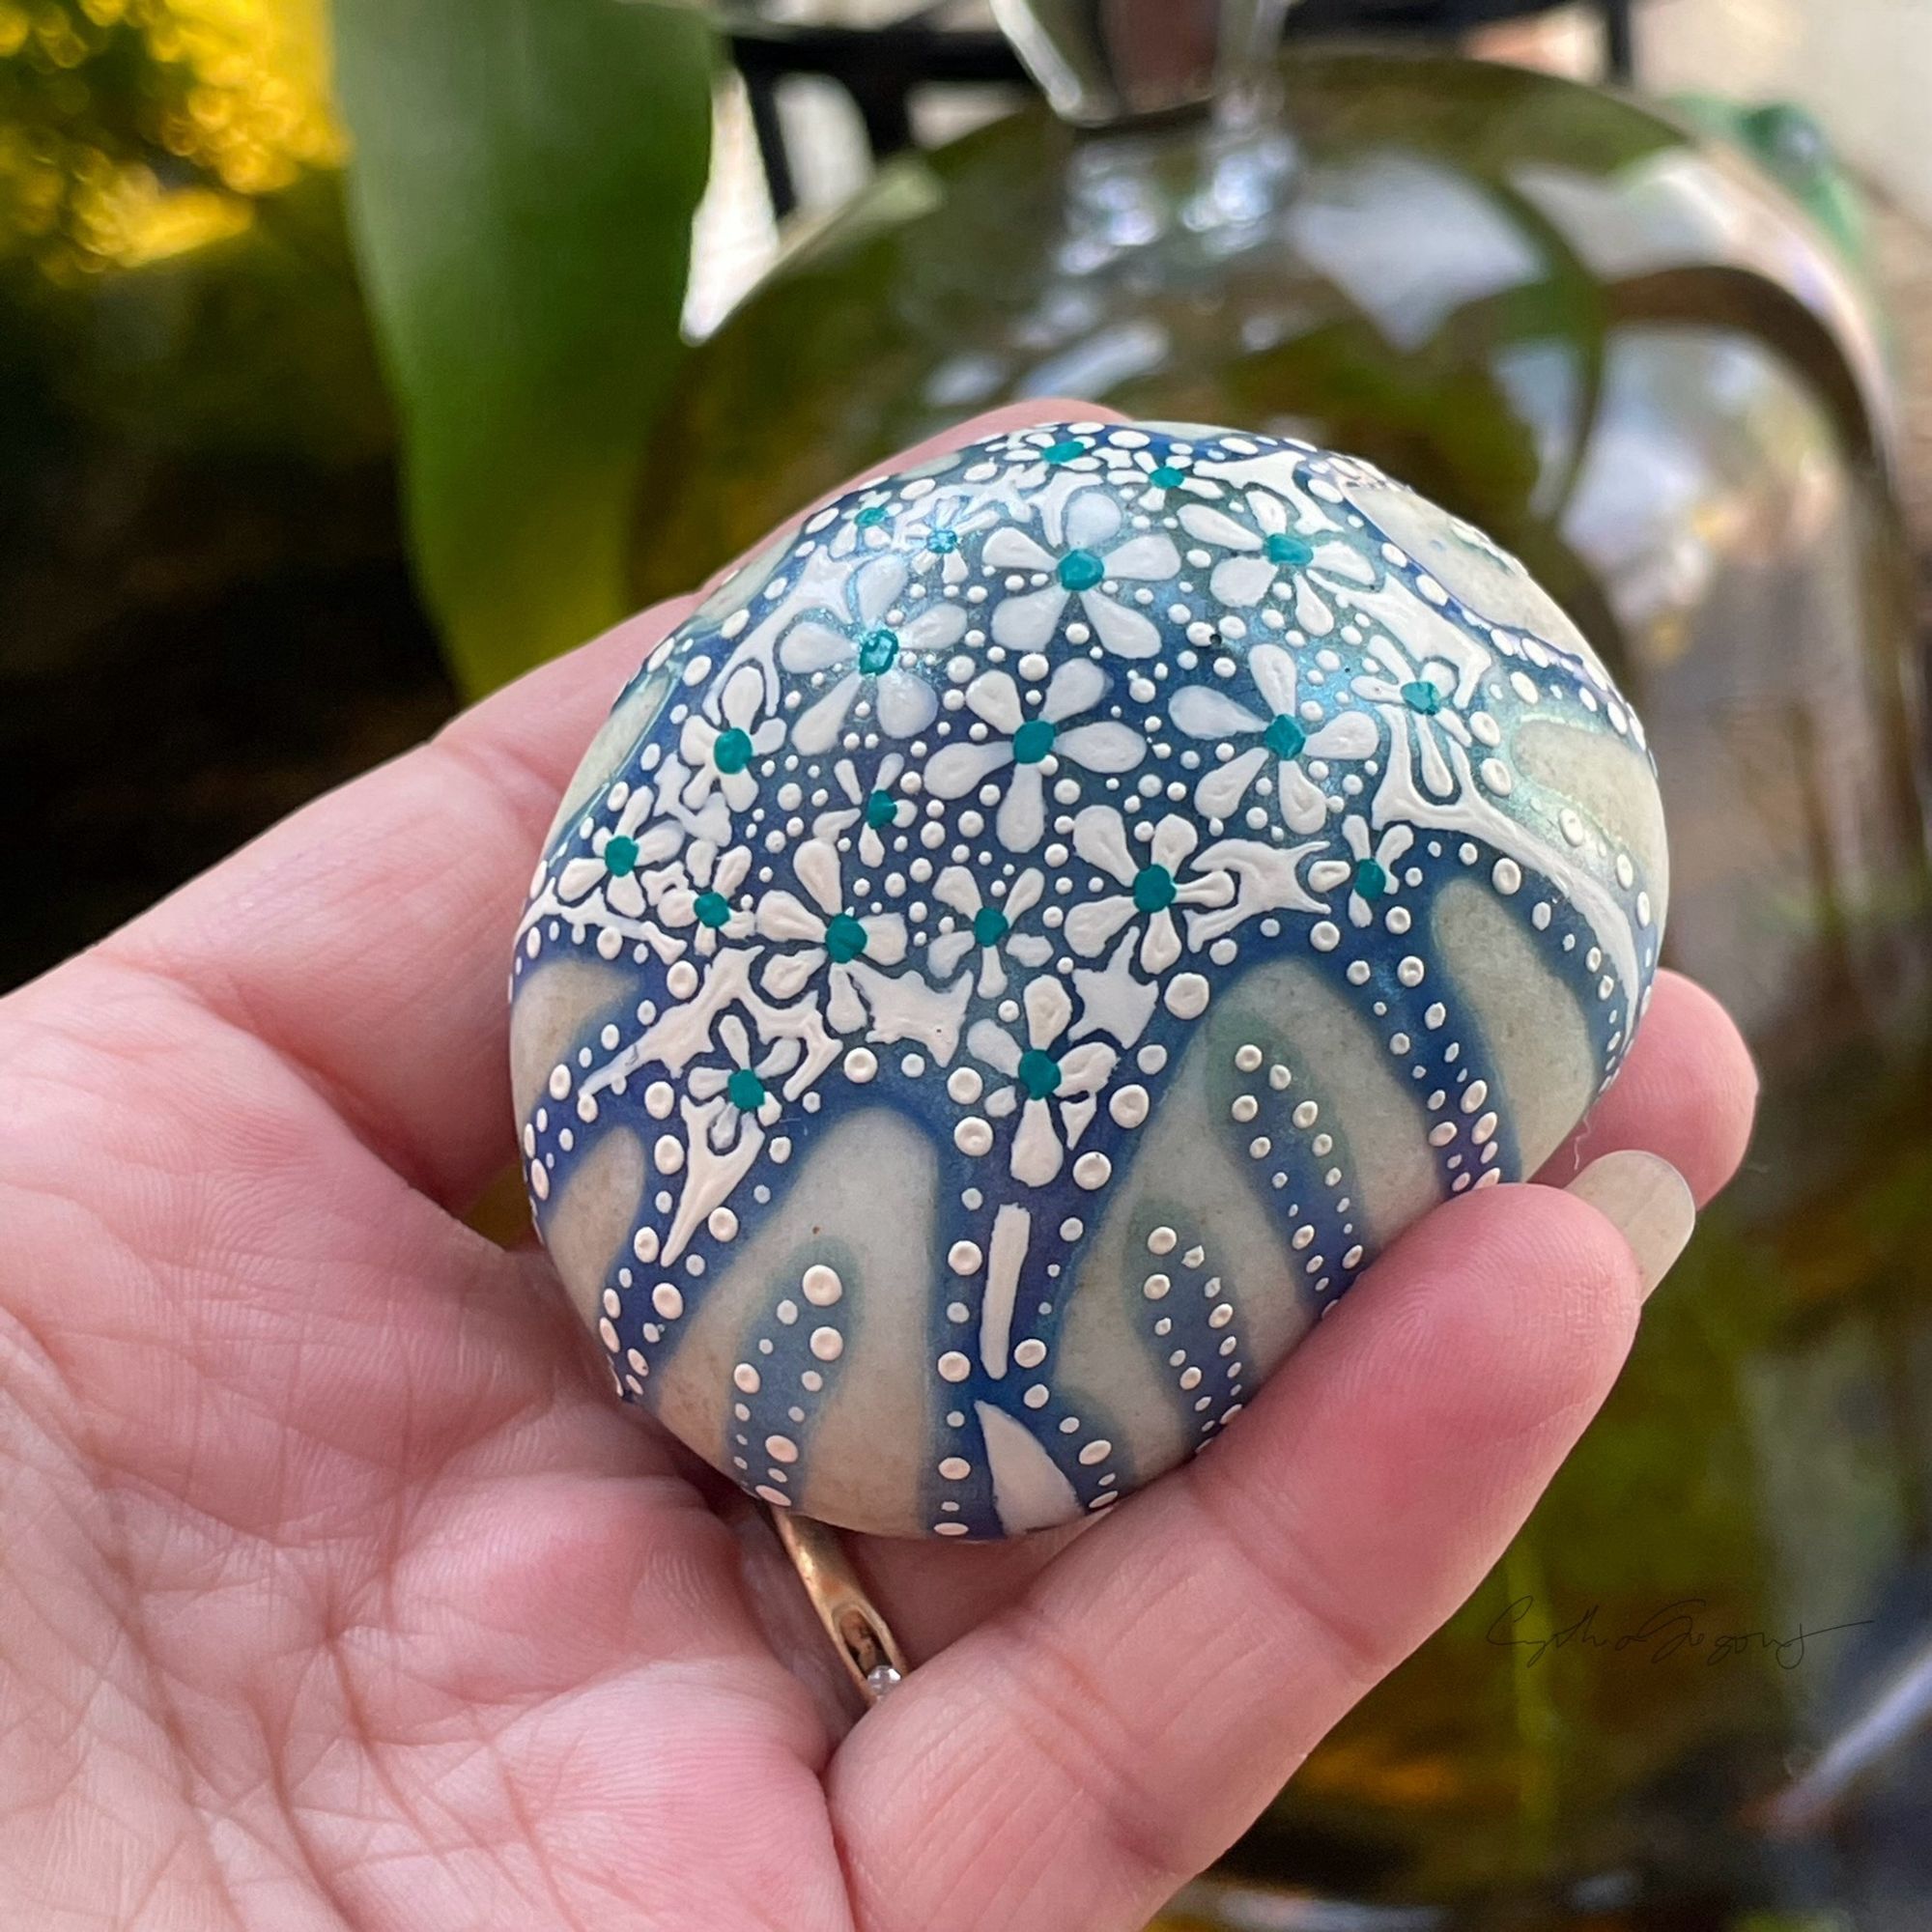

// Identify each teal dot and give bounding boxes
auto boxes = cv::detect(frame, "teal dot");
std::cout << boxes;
[857,627,899,675]
[712,726,753,773]
[865,788,897,829]
[1353,859,1388,900]
[1044,438,1087,464]
[1017,1048,1063,1099]
[925,527,958,554]
[1150,464,1187,488]
[726,1066,767,1112]
[1132,864,1177,914]
[695,890,731,928]
[1263,714,1306,760]
[1012,718,1057,764]
[1058,548,1106,592]
[1265,530,1314,568]
[856,503,890,528]
[1400,679,1443,716]
[825,912,868,964]
[972,905,1009,947]
[603,834,639,876]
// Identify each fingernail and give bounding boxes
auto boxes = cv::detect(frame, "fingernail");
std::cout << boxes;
[1566,1150,1696,1300]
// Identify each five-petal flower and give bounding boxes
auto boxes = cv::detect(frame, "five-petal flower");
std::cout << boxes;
[754,838,908,1031]
[1179,483,1375,634]
[1064,807,1234,973]
[967,975,1118,1187]
[986,488,1180,659]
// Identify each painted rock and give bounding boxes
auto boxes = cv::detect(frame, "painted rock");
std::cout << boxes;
[511,419,1667,1540]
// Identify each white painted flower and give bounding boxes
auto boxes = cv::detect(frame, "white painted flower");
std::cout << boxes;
[780,553,968,755]
[686,1012,792,1147]
[906,495,1001,587]
[755,837,908,1031]
[923,661,1145,851]
[967,975,1117,1187]
[1179,483,1375,635]
[992,425,1107,491]
[1308,815,1416,927]
[929,866,1052,996]
[825,484,897,557]
[1064,807,1235,974]
[1352,634,1472,800]
[679,663,785,813]
[1169,640,1379,831]
[557,814,684,920]
[818,753,913,867]
[1099,442,1221,512]
[985,488,1181,660]
[652,840,754,955]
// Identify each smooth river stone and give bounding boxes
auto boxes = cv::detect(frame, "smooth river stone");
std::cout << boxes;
[510,418,1667,1539]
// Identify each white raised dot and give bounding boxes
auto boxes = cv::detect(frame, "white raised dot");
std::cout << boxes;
[597,1316,618,1350]
[1110,1084,1150,1128]
[1310,921,1341,952]
[810,1327,844,1362]
[955,1117,994,1156]
[653,1134,684,1176]
[1148,1226,1178,1254]
[1492,858,1522,895]
[1480,757,1513,795]
[1078,1438,1112,1465]
[548,1065,572,1101]
[803,1264,843,1305]
[708,1207,738,1242]
[1023,1383,1050,1408]
[765,1434,798,1463]
[1235,1043,1264,1072]
[652,1282,684,1320]
[934,1520,969,1536]
[756,1486,791,1508]
[1231,1094,1259,1122]
[667,960,699,1000]
[843,1047,878,1084]
[937,1350,971,1382]
[633,1227,660,1264]
[1164,973,1209,1018]
[1073,1152,1112,1189]
[1462,1079,1490,1113]
[949,1240,982,1275]
[939,1456,971,1480]
[1472,1111,1498,1146]
[1014,1338,1047,1369]
[1143,1272,1172,1300]
[1429,1121,1458,1147]
[1397,955,1425,987]
[948,1065,983,1104]
[1293,1099,1319,1129]
[1208,1302,1235,1329]
[1559,808,1586,845]
[733,1363,761,1393]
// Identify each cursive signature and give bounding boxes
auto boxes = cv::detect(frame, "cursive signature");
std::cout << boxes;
[1486,1595,1872,1669]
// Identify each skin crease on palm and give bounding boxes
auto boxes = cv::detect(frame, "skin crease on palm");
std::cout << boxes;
[0,401,1756,1932]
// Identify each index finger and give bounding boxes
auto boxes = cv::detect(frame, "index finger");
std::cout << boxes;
[100,402,1119,1208]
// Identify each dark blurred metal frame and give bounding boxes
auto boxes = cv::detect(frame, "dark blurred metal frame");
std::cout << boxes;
[724,0,1639,219]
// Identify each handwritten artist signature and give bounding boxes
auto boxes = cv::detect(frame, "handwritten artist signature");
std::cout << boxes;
[1486,1595,1873,1670]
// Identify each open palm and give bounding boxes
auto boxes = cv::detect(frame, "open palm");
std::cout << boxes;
[0,409,1755,1932]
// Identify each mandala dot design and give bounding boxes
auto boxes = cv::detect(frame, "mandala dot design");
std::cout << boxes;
[510,419,1667,1541]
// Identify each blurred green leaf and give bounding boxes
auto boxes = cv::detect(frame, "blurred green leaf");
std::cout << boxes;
[332,0,715,695]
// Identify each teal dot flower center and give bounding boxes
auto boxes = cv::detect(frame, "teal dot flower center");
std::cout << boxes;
[1012,718,1057,764]
[856,503,890,528]
[603,834,639,876]
[1263,714,1306,760]
[1043,438,1087,464]
[1400,679,1443,716]
[1058,548,1106,592]
[925,527,958,554]
[712,726,753,774]
[1017,1048,1063,1099]
[865,788,897,829]
[1132,864,1177,914]
[726,1066,766,1112]
[1353,859,1388,899]
[1265,530,1314,568]
[825,912,868,964]
[1150,464,1187,488]
[857,627,900,676]
[695,890,731,928]
[972,905,1009,947]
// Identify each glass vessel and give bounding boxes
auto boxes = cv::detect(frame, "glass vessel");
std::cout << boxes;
[634,11,1932,1925]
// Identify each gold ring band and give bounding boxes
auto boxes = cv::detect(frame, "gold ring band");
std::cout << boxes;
[773,1510,911,1705]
